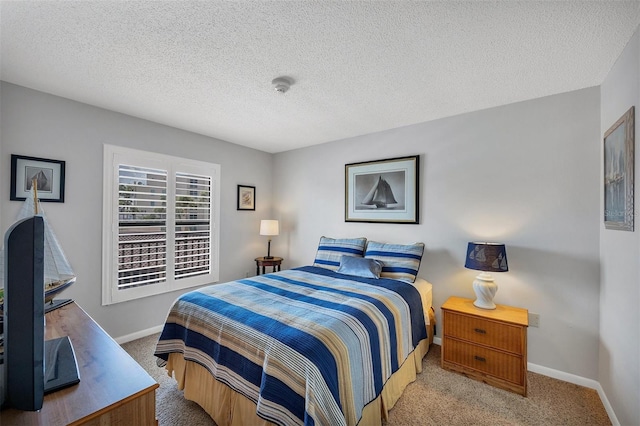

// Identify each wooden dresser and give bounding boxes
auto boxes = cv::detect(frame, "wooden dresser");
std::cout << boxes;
[441,296,528,396]
[1,302,158,425]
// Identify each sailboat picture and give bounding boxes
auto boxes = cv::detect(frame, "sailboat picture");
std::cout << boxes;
[10,154,66,202]
[356,172,404,210]
[345,155,420,224]
[26,167,53,192]
[603,106,634,231]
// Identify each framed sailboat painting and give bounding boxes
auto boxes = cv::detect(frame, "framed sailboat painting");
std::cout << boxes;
[604,106,634,231]
[345,155,419,224]
[10,154,66,202]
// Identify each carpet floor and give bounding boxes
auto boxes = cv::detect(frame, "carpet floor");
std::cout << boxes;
[122,333,610,426]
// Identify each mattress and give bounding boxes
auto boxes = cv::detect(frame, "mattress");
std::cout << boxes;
[412,276,433,328]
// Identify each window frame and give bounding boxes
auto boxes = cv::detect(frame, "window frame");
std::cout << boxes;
[102,144,220,305]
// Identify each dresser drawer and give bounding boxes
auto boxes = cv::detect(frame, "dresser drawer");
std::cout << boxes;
[442,337,524,385]
[443,310,524,354]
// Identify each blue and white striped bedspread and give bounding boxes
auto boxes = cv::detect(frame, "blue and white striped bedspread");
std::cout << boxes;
[154,265,427,426]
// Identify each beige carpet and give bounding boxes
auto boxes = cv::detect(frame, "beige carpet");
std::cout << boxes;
[122,334,610,426]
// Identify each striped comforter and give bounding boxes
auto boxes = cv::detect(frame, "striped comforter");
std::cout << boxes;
[154,266,427,426]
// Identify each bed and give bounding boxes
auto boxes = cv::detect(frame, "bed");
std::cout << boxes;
[154,238,434,426]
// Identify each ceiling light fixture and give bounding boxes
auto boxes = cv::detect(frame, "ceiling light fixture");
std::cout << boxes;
[272,76,294,94]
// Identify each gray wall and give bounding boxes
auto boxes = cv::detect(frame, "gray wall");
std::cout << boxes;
[599,27,640,426]
[273,87,602,380]
[0,82,273,339]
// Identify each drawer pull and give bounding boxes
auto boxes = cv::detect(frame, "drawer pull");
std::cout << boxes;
[474,355,486,362]
[473,328,487,334]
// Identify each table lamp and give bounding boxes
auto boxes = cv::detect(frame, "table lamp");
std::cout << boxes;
[260,220,279,259]
[464,242,508,309]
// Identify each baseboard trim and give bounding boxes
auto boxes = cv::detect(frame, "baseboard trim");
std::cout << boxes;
[595,384,620,426]
[527,362,599,389]
[527,363,619,426]
[115,324,164,344]
[431,339,618,425]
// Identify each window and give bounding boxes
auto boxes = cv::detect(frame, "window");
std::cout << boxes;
[102,145,220,305]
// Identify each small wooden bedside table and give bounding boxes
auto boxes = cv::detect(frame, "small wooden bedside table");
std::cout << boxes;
[441,296,528,396]
[255,256,283,275]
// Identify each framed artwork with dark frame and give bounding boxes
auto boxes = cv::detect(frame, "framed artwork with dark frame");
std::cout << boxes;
[237,185,256,211]
[604,106,635,231]
[10,154,66,202]
[345,155,419,224]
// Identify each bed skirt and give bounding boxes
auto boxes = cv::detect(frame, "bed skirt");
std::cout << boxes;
[164,310,435,426]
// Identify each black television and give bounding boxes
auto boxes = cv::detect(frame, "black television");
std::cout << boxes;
[1,216,80,411]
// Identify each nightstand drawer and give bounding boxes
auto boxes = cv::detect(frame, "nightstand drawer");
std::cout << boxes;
[443,310,523,354]
[442,337,524,384]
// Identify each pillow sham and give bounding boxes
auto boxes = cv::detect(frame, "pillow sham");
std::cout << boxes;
[337,255,383,279]
[313,236,367,271]
[364,241,424,283]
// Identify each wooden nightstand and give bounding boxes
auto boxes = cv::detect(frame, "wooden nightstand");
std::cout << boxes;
[441,296,528,396]
[255,256,283,275]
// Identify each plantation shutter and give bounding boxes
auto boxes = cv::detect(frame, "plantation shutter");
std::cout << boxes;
[103,144,220,305]
[174,172,211,280]
[117,164,168,290]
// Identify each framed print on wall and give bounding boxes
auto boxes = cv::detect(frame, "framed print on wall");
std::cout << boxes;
[10,154,66,202]
[345,155,419,224]
[604,106,634,231]
[237,185,256,211]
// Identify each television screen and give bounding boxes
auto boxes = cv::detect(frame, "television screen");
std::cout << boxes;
[1,216,79,411]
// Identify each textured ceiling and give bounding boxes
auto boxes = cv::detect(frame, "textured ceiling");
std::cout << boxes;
[2,1,639,153]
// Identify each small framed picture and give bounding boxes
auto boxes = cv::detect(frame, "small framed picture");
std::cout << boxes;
[10,154,66,202]
[237,185,256,210]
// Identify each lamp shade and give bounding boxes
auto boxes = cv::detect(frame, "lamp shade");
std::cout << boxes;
[260,220,279,236]
[464,242,508,273]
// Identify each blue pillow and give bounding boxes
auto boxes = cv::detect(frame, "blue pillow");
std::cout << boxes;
[337,256,383,279]
[313,236,367,271]
[364,241,424,283]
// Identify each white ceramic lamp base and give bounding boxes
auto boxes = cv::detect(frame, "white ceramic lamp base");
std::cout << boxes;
[472,272,497,310]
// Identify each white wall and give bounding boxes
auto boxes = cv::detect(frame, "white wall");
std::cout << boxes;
[0,82,273,338]
[273,87,602,379]
[599,27,640,426]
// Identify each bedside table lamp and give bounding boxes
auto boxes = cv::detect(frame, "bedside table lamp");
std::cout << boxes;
[464,242,509,310]
[260,220,279,259]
